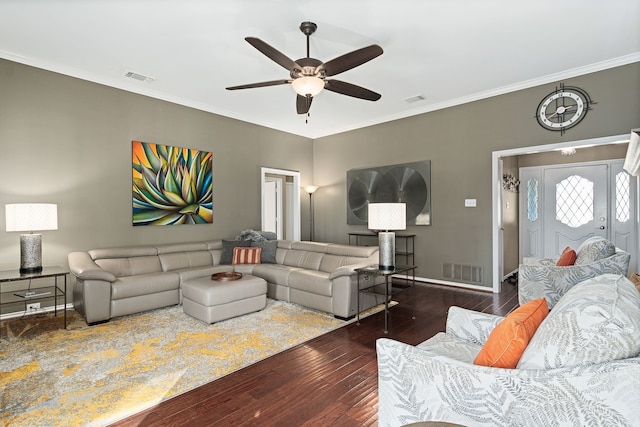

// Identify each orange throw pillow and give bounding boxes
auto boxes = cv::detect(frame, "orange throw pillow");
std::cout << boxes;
[473,298,549,369]
[232,247,262,264]
[556,246,577,266]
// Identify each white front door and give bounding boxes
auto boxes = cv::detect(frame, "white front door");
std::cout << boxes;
[520,159,637,272]
[542,164,608,258]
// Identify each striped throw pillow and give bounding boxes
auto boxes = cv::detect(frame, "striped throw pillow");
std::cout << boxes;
[232,247,262,264]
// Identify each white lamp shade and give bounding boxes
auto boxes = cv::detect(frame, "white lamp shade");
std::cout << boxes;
[303,185,319,194]
[291,76,325,97]
[368,203,406,231]
[5,203,58,232]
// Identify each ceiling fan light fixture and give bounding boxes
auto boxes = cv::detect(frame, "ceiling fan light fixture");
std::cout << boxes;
[291,76,324,97]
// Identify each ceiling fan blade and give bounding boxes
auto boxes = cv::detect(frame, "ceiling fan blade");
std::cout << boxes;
[319,45,383,77]
[226,79,291,90]
[245,37,299,71]
[324,80,381,101]
[296,95,312,114]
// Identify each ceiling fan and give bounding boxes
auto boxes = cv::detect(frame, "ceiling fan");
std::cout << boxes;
[226,21,383,115]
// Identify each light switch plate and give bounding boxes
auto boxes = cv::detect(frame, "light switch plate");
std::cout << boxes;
[465,199,477,207]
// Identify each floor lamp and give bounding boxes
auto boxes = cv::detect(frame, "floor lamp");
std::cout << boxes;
[368,203,406,271]
[303,185,319,241]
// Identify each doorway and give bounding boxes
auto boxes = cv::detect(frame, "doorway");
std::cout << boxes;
[492,133,635,293]
[261,167,301,240]
[519,160,636,264]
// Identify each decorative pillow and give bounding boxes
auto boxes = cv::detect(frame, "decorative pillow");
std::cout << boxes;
[473,298,549,369]
[556,246,577,266]
[574,236,615,265]
[220,239,251,264]
[258,231,278,241]
[251,240,277,264]
[631,273,640,294]
[235,229,265,242]
[232,247,262,264]
[518,274,640,370]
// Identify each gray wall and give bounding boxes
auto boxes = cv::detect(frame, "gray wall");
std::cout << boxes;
[1,58,638,310]
[312,62,640,288]
[0,59,312,311]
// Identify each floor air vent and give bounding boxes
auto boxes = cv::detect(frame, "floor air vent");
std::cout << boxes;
[442,263,483,284]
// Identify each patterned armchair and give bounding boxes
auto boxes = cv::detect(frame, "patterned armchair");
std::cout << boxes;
[377,274,640,427]
[518,236,630,309]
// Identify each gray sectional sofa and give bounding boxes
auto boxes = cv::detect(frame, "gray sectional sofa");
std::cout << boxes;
[68,239,385,324]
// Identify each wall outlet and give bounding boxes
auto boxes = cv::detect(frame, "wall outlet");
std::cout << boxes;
[27,302,41,311]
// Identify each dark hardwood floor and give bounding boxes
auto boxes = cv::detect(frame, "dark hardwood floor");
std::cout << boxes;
[110,281,519,427]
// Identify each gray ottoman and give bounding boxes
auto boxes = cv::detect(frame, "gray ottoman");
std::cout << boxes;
[182,273,267,323]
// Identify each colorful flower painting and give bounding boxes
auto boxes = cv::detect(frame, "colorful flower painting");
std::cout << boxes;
[132,141,213,225]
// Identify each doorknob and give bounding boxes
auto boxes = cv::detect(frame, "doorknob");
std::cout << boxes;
[598,226,605,230]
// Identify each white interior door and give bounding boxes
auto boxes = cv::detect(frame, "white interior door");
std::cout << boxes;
[260,167,301,241]
[263,179,281,238]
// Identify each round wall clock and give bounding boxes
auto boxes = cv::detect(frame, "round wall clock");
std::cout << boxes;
[536,85,593,134]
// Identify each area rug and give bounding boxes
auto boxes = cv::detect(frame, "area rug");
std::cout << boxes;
[0,299,391,426]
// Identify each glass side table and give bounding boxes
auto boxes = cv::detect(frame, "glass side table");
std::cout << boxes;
[355,264,416,334]
[0,266,69,335]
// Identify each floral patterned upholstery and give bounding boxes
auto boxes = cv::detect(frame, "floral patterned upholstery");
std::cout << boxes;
[518,237,630,309]
[518,274,640,369]
[377,275,640,427]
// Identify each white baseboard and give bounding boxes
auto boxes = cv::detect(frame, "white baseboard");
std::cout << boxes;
[397,275,495,293]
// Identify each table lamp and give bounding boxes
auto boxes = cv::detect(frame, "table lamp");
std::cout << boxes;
[368,203,406,270]
[5,203,58,273]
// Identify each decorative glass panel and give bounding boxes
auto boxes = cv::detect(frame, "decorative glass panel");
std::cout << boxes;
[556,175,593,227]
[616,172,630,223]
[527,178,538,222]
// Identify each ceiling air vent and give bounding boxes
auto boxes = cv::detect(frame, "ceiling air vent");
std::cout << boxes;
[124,71,154,83]
[403,94,426,104]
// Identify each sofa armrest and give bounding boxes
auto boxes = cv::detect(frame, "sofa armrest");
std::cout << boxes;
[68,251,116,282]
[376,338,640,427]
[445,306,504,345]
[328,262,374,280]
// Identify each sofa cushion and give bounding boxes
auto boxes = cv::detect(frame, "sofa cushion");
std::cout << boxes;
[556,246,577,266]
[518,274,640,369]
[575,236,616,265]
[287,270,332,297]
[232,247,261,264]
[251,264,300,284]
[220,240,251,264]
[111,272,180,300]
[473,298,548,369]
[94,255,163,277]
[282,249,323,270]
[158,250,213,272]
[251,240,277,264]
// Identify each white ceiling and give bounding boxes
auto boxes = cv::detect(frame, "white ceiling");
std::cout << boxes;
[1,0,639,139]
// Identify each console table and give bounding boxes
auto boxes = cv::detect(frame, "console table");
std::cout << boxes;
[0,266,68,333]
[355,264,416,334]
